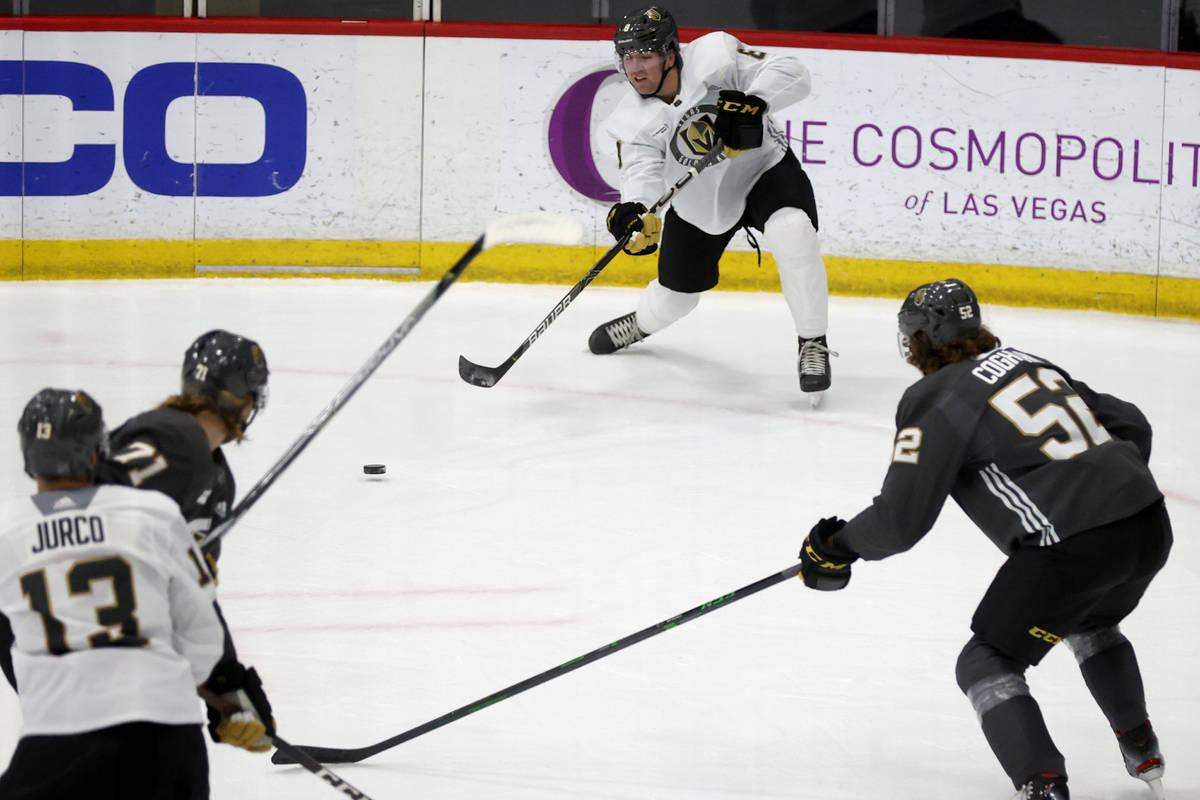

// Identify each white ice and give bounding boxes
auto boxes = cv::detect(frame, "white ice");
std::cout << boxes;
[0,273,1197,800]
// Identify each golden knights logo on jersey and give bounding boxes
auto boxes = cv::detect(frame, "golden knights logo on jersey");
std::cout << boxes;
[670,104,721,164]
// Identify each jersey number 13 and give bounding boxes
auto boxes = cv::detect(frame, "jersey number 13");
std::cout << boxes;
[19,556,146,655]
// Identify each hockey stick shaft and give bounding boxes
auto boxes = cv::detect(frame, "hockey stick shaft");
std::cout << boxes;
[197,215,582,550]
[271,734,384,799]
[271,561,801,765]
[458,143,726,388]
[198,236,484,550]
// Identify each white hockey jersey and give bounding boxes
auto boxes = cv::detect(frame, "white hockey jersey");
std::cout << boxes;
[605,31,813,234]
[0,484,223,735]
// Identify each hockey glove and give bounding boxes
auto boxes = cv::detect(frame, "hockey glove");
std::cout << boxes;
[713,90,768,157]
[799,517,858,591]
[606,201,662,256]
[202,662,275,753]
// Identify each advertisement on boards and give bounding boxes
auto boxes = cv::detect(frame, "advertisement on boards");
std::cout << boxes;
[1,31,423,243]
[445,36,1195,277]
[1,29,24,244]
[1161,67,1200,279]
[1,24,1197,293]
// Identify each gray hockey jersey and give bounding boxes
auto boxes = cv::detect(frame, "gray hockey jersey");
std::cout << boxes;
[835,348,1162,560]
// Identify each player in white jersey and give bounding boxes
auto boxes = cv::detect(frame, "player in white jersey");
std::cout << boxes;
[0,389,260,799]
[589,6,834,400]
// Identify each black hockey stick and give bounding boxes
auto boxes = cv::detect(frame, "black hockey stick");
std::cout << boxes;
[199,213,583,551]
[458,142,726,388]
[271,561,801,765]
[271,734,384,799]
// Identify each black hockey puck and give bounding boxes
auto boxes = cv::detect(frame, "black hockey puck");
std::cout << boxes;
[363,464,386,475]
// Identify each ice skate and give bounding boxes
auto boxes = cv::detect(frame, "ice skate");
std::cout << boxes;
[1012,773,1069,800]
[589,311,649,355]
[798,335,836,407]
[1116,721,1166,798]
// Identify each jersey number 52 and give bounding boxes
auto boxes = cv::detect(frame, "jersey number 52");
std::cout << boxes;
[989,368,1111,460]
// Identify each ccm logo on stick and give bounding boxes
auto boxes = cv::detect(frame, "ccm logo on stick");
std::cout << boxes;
[0,60,307,197]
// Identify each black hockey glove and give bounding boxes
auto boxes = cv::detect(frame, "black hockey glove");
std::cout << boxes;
[606,201,661,256]
[799,517,858,591]
[713,90,768,157]
[202,661,275,753]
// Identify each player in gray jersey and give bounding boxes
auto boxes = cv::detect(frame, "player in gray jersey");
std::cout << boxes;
[589,7,834,402]
[99,328,270,565]
[0,388,225,799]
[796,280,1171,800]
[95,328,277,754]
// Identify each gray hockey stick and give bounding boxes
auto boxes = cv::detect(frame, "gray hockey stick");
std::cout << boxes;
[458,142,726,388]
[271,561,800,765]
[199,213,583,550]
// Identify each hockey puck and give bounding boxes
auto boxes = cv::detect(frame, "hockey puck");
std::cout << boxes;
[363,464,386,475]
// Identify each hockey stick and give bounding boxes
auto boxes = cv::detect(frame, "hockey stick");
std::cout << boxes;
[271,561,801,765]
[458,143,726,388]
[271,734,384,799]
[199,213,583,550]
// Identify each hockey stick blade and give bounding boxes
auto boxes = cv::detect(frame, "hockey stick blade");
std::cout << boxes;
[457,237,627,388]
[271,562,802,765]
[483,212,585,248]
[271,734,383,799]
[457,144,725,388]
[457,353,502,387]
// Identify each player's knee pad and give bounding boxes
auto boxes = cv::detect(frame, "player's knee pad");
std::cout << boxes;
[636,278,700,334]
[1065,626,1128,665]
[956,636,1031,719]
[762,207,822,271]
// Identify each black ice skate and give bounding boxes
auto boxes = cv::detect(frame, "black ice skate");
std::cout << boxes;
[589,312,649,354]
[798,335,836,406]
[1116,721,1166,798]
[1012,773,1069,800]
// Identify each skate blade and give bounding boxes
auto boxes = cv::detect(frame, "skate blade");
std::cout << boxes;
[806,391,825,409]
[1146,777,1165,800]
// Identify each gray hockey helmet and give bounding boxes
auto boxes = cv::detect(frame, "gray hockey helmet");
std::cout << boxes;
[181,329,269,428]
[614,6,680,59]
[897,278,982,348]
[18,388,107,479]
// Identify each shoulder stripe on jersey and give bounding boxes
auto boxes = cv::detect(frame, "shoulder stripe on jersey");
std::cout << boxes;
[979,463,1060,546]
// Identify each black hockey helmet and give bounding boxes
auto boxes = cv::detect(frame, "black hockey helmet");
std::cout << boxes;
[181,329,269,428]
[897,278,982,350]
[614,6,680,61]
[18,388,107,479]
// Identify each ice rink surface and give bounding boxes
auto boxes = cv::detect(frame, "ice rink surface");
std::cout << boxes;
[0,274,1197,800]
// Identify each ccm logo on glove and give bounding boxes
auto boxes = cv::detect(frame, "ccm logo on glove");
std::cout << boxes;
[713,90,768,156]
[716,96,766,115]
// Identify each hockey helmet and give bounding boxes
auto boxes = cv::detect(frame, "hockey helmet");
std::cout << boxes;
[614,6,680,61]
[18,388,107,479]
[181,329,269,428]
[897,278,982,351]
